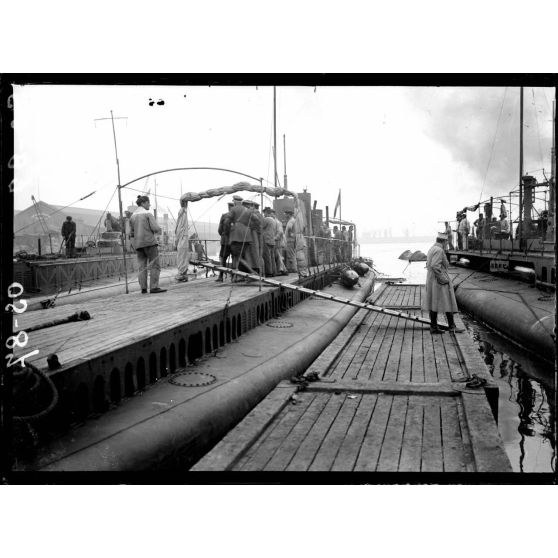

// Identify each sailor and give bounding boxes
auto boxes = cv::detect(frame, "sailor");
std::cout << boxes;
[473,213,485,240]
[249,201,263,274]
[130,195,166,293]
[284,209,298,273]
[348,225,354,259]
[457,212,470,250]
[224,197,256,277]
[262,207,277,276]
[216,201,234,282]
[105,212,121,232]
[444,221,454,249]
[61,216,76,258]
[293,203,310,277]
[495,214,510,239]
[271,209,288,275]
[422,232,463,333]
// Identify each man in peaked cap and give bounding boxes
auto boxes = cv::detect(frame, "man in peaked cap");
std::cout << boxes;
[422,232,463,334]
[216,201,234,282]
[262,207,277,276]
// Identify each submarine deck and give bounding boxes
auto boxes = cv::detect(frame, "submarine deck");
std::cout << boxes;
[193,282,513,473]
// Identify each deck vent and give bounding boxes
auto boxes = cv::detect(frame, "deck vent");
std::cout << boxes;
[169,370,217,387]
[266,320,294,328]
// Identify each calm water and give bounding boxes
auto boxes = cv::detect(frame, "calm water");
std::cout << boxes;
[361,241,556,473]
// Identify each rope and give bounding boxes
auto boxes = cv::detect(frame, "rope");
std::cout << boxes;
[478,87,507,205]
[87,185,118,243]
[15,191,98,234]
[531,88,546,174]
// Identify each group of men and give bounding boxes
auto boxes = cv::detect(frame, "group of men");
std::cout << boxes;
[215,194,298,281]
[449,204,510,250]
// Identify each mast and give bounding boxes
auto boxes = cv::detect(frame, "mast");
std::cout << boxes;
[549,96,556,241]
[110,110,129,293]
[518,87,524,245]
[154,178,158,221]
[283,134,288,188]
[273,86,277,188]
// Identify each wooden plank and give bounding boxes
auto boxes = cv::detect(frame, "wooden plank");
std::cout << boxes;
[254,391,331,471]
[353,394,393,472]
[285,393,345,471]
[432,333,451,382]
[398,395,424,472]
[369,315,397,381]
[421,399,443,472]
[410,319,425,383]
[440,399,467,472]
[441,335,468,382]
[382,309,407,382]
[343,312,384,380]
[422,315,438,383]
[376,395,408,471]
[192,384,295,471]
[241,392,316,471]
[355,312,392,381]
[397,320,413,383]
[330,311,374,380]
[306,379,456,395]
[454,396,477,473]
[330,393,378,471]
[308,393,362,471]
[461,392,513,472]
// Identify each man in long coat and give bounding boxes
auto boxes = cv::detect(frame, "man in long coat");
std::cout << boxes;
[422,232,463,333]
[175,196,190,282]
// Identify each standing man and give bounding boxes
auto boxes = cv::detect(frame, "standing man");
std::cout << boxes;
[284,209,297,273]
[262,207,277,277]
[175,196,190,282]
[216,202,234,282]
[348,225,354,259]
[473,214,485,241]
[444,221,454,250]
[422,232,462,333]
[130,195,166,294]
[271,209,288,275]
[458,212,470,250]
[61,216,76,258]
[224,196,256,276]
[249,201,263,275]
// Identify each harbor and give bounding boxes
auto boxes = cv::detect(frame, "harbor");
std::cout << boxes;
[5,82,556,480]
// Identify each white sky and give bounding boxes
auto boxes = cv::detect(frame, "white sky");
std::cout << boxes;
[13,84,554,236]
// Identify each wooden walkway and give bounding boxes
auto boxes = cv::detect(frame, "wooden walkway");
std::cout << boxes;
[192,283,513,473]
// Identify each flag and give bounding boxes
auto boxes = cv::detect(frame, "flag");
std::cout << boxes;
[333,190,341,218]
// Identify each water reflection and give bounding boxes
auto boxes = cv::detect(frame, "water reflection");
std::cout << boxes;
[467,321,556,473]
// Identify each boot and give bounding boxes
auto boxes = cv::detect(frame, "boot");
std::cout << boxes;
[446,312,464,333]
[429,311,444,334]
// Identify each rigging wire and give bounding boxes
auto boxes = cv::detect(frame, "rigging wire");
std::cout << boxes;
[15,190,98,234]
[531,88,546,174]
[478,87,507,205]
[87,185,119,243]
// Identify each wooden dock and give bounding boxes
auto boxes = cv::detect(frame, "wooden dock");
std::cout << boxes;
[192,282,513,473]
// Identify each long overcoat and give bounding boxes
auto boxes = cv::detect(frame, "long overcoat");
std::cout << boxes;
[422,243,458,313]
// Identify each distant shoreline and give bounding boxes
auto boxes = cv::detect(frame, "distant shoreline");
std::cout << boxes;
[359,236,433,244]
